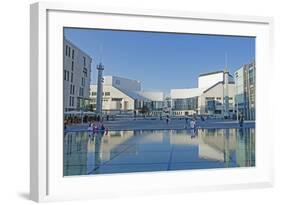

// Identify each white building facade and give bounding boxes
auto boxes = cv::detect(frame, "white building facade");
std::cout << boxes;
[171,71,235,118]
[90,76,164,115]
[63,38,92,112]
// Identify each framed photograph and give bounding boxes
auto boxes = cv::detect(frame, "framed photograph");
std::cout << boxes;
[30,2,274,202]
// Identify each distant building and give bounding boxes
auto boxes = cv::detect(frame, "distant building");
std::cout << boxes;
[89,76,164,115]
[171,71,235,118]
[234,61,255,120]
[63,38,92,112]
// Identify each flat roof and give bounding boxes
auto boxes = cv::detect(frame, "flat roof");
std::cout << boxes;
[199,70,224,77]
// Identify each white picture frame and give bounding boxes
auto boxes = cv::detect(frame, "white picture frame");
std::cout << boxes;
[30,2,274,202]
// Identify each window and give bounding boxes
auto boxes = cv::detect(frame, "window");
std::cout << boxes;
[72,49,74,59]
[79,87,84,97]
[66,71,69,81]
[72,97,74,106]
[64,70,66,80]
[83,67,87,77]
[65,45,68,56]
[69,96,72,106]
[71,61,74,71]
[68,47,71,57]
[92,92,97,96]
[83,56,86,66]
[71,72,73,83]
[105,92,110,96]
[70,84,75,95]
[81,77,85,86]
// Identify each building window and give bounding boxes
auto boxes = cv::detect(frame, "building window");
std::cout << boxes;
[72,49,74,59]
[81,77,85,86]
[79,87,84,97]
[83,56,86,66]
[65,45,68,56]
[68,47,71,57]
[71,61,74,71]
[66,71,69,81]
[83,67,87,77]
[69,96,72,106]
[92,92,97,96]
[71,72,73,83]
[64,70,66,80]
[105,92,110,96]
[72,97,74,106]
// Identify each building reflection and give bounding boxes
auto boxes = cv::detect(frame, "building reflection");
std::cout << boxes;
[64,127,255,176]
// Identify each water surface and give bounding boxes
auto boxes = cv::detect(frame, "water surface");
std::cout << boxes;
[64,128,255,176]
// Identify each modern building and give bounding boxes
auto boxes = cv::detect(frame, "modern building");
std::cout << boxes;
[89,76,164,115]
[171,70,235,118]
[234,61,255,120]
[63,38,92,112]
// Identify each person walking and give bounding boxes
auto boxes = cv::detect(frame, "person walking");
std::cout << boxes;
[166,115,169,124]
[238,112,244,127]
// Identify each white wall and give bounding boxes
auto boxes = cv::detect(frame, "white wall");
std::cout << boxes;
[104,76,141,91]
[90,85,135,110]
[171,87,206,99]
[198,72,224,88]
[138,91,164,101]
[0,0,280,205]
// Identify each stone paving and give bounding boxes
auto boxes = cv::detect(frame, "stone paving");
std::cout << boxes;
[65,118,255,132]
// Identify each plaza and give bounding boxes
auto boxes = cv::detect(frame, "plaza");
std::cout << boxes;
[65,118,255,132]
[63,29,256,176]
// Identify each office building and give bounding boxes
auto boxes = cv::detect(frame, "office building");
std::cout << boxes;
[63,38,92,112]
[234,61,255,120]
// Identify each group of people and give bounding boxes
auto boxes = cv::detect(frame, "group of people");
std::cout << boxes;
[87,121,108,133]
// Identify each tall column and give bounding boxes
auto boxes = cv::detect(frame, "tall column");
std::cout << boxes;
[96,63,104,117]
[223,70,229,118]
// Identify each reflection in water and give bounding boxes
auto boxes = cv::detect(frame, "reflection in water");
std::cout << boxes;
[64,128,255,176]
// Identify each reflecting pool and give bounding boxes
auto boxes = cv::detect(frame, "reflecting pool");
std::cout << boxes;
[64,128,255,176]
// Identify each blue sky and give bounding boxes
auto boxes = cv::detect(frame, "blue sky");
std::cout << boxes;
[64,28,255,92]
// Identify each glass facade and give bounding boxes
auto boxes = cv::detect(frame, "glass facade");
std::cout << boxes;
[234,61,255,120]
[172,97,198,111]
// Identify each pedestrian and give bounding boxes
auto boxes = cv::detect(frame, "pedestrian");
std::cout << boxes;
[238,112,244,127]
[190,119,195,129]
[166,115,169,124]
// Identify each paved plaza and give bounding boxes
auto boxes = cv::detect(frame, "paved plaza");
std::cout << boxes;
[65,118,255,132]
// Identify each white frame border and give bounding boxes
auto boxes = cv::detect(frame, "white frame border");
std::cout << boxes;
[30,2,274,202]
